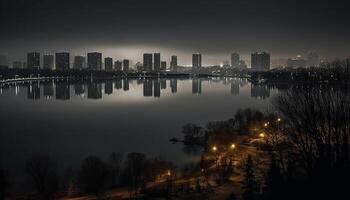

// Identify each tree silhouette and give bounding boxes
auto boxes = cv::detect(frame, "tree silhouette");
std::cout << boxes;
[77,156,111,194]
[242,155,259,200]
[124,152,147,199]
[25,155,58,200]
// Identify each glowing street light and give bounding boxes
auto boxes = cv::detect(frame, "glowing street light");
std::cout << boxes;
[212,146,217,152]
[230,143,236,149]
[259,133,265,138]
[167,170,171,176]
[264,123,269,127]
[277,118,281,122]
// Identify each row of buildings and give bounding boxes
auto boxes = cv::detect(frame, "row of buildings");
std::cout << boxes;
[287,53,320,68]
[26,52,131,71]
[4,51,321,72]
[24,52,180,72]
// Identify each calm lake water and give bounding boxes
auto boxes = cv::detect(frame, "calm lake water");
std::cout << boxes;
[0,78,277,171]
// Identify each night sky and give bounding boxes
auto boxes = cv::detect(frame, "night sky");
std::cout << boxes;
[0,0,349,65]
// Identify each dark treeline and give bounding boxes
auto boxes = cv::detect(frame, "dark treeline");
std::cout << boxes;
[0,152,176,200]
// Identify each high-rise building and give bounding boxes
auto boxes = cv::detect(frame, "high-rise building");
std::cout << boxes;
[43,54,54,70]
[123,59,130,71]
[105,57,113,71]
[154,53,161,71]
[192,53,202,69]
[114,60,122,71]
[170,55,178,72]
[231,53,240,68]
[143,53,153,71]
[307,52,319,67]
[55,52,70,70]
[87,52,102,70]
[251,52,270,71]
[287,55,306,68]
[73,56,85,69]
[27,52,40,69]
[161,61,166,71]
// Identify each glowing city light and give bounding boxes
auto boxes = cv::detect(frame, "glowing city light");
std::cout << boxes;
[212,146,217,151]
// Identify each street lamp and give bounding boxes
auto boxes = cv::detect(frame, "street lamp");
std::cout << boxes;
[277,117,281,122]
[212,146,217,152]
[230,143,236,149]
[259,133,265,138]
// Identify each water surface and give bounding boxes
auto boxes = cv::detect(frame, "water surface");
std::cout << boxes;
[0,78,276,170]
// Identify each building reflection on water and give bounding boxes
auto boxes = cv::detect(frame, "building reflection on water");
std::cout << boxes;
[250,84,270,99]
[192,78,202,95]
[74,83,85,96]
[123,79,129,91]
[27,81,40,99]
[0,78,271,100]
[88,82,102,99]
[231,79,240,96]
[56,82,70,100]
[143,79,153,97]
[43,81,54,98]
[105,80,113,95]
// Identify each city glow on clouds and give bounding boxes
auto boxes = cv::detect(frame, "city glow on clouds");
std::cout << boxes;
[72,45,250,67]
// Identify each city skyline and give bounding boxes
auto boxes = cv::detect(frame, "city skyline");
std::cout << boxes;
[2,50,327,70]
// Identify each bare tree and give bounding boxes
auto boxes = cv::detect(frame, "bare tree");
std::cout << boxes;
[124,152,146,199]
[77,156,111,194]
[273,88,350,174]
[25,155,58,200]
[109,152,123,186]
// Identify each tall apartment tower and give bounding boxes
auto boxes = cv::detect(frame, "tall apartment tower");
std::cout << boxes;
[27,52,40,69]
[87,52,102,70]
[104,57,113,71]
[55,52,70,70]
[143,53,153,71]
[153,53,161,71]
[170,55,178,72]
[123,59,130,71]
[251,52,270,71]
[192,53,202,69]
[231,53,240,68]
